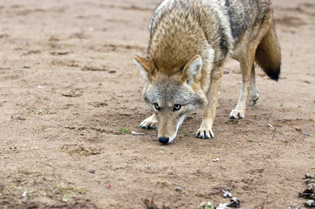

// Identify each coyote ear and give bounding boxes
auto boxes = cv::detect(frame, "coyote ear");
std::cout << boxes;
[134,56,154,81]
[181,55,202,84]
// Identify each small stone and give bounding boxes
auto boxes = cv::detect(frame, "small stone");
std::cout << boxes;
[223,70,230,74]
[228,197,240,208]
[109,70,116,73]
[295,127,302,132]
[304,200,314,207]
[222,189,232,198]
[305,173,315,179]
[213,158,220,162]
[307,183,315,190]
[88,169,95,174]
[24,64,31,68]
[175,187,182,192]
[131,131,146,135]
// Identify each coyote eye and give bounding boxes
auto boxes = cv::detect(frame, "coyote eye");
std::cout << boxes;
[173,104,181,111]
[153,103,160,111]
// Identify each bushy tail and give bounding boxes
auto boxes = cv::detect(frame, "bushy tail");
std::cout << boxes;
[255,23,281,81]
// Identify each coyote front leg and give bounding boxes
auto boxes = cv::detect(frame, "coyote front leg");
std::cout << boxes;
[140,113,158,129]
[196,67,223,139]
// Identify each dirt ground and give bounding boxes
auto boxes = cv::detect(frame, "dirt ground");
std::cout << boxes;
[0,0,314,208]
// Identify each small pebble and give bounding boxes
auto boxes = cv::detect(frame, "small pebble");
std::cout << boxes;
[304,200,314,207]
[228,197,240,208]
[109,70,116,73]
[223,70,230,74]
[305,173,315,179]
[24,64,31,68]
[307,183,315,190]
[131,131,146,135]
[213,158,220,162]
[222,189,232,198]
[22,191,27,197]
[175,187,182,192]
[88,169,95,174]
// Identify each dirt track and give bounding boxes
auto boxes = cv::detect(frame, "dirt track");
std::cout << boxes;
[0,0,314,208]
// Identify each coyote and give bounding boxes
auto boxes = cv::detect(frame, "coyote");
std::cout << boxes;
[134,0,281,144]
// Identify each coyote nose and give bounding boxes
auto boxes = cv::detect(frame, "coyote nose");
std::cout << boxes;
[158,137,169,144]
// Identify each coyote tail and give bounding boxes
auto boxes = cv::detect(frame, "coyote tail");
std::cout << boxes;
[255,23,281,81]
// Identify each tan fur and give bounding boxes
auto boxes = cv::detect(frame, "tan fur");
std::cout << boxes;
[255,22,281,81]
[134,56,156,81]
[135,0,281,144]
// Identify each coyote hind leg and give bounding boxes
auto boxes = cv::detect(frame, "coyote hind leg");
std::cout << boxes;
[249,65,259,106]
[230,49,256,119]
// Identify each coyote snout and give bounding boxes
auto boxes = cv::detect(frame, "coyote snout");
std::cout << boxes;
[156,106,187,144]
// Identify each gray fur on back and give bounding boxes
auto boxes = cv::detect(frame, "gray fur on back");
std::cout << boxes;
[149,0,272,56]
[225,0,271,42]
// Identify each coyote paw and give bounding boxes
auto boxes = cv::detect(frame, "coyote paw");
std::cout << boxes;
[249,92,259,106]
[140,115,158,129]
[196,128,214,139]
[229,109,245,119]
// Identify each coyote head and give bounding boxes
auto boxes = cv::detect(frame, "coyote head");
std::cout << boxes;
[134,55,207,144]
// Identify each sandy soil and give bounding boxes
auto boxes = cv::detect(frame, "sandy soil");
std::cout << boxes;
[0,0,314,208]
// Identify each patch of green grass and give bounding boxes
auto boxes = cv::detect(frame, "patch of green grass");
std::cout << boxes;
[184,132,190,137]
[50,43,57,48]
[2,169,89,204]
[200,202,215,209]
[118,127,131,134]
[31,109,56,115]
[156,179,168,186]
[36,125,47,134]
[24,171,32,175]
